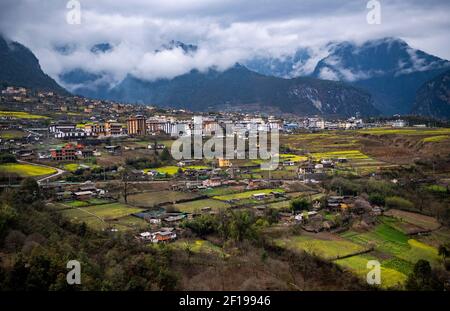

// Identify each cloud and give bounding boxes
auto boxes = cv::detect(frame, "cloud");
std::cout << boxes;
[0,0,449,88]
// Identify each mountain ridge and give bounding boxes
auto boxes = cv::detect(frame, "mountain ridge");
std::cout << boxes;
[0,35,68,94]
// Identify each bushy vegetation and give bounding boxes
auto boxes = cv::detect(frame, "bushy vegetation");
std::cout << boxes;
[385,196,414,210]
[0,178,178,291]
[0,153,17,164]
[182,209,271,243]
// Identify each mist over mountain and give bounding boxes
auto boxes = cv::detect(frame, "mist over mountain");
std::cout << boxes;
[312,38,450,115]
[97,64,379,117]
[2,33,449,119]
[0,35,67,94]
[59,37,449,116]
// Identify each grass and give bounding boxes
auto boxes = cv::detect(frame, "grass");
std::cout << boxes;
[279,154,308,162]
[173,199,231,213]
[341,221,441,267]
[64,198,112,208]
[384,209,440,230]
[311,150,369,160]
[213,188,284,201]
[0,163,56,177]
[424,184,448,193]
[200,187,243,197]
[275,236,368,260]
[171,239,228,257]
[0,130,26,139]
[144,165,210,176]
[0,111,49,119]
[61,203,144,220]
[334,255,407,288]
[63,163,100,172]
[126,190,200,207]
[358,128,450,136]
[422,135,450,143]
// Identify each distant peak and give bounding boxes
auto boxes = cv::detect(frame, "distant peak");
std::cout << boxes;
[156,40,198,54]
[90,43,113,54]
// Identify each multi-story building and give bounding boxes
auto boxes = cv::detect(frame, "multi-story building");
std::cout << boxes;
[84,122,105,136]
[50,143,77,161]
[127,115,147,136]
[105,120,123,136]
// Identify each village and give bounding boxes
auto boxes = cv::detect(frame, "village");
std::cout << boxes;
[1,86,450,289]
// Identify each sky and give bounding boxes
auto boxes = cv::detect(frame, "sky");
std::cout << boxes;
[1,0,449,86]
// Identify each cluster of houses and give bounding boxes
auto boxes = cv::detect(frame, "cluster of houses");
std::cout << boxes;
[55,183,106,201]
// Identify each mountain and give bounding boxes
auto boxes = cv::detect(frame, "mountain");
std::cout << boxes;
[103,64,378,117]
[244,48,312,78]
[311,38,450,115]
[156,40,198,54]
[0,35,68,94]
[411,69,450,119]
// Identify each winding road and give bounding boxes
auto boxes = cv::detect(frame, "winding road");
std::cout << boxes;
[17,160,66,184]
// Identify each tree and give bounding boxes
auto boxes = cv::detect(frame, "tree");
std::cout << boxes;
[0,202,17,237]
[160,148,171,162]
[405,260,444,291]
[290,198,310,213]
[16,178,42,206]
[438,245,449,261]
[120,169,130,203]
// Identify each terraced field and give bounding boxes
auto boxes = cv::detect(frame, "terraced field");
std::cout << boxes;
[341,221,441,273]
[59,202,146,231]
[0,110,49,119]
[384,209,441,231]
[126,190,201,207]
[334,255,407,288]
[173,198,231,212]
[213,188,284,201]
[274,235,369,260]
[170,239,228,257]
[0,163,57,177]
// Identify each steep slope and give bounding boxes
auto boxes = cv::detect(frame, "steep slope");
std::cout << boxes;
[0,35,68,94]
[244,48,312,78]
[412,69,450,119]
[312,38,450,114]
[106,64,378,117]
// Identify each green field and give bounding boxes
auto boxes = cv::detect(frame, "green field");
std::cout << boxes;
[384,209,440,231]
[170,239,227,257]
[64,163,101,172]
[60,202,146,231]
[357,127,450,136]
[422,135,450,143]
[341,222,441,267]
[0,111,49,119]
[213,188,284,201]
[200,186,243,197]
[126,190,200,207]
[0,130,26,140]
[274,235,368,260]
[64,198,112,208]
[173,198,231,212]
[280,154,308,162]
[144,165,210,176]
[0,163,56,177]
[334,255,407,288]
[311,150,369,160]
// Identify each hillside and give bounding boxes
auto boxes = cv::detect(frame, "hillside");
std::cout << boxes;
[412,69,450,119]
[0,35,68,94]
[104,64,379,117]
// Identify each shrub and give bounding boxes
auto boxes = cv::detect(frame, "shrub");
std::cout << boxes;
[290,198,310,212]
[385,196,414,210]
[329,177,360,196]
[369,193,385,206]
[0,153,17,164]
